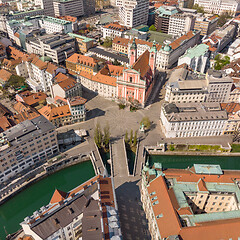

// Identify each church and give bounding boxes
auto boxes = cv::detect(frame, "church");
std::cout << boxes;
[117,38,157,107]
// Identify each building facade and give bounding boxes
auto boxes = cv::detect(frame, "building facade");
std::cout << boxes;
[0,115,58,183]
[160,102,227,138]
[102,22,128,39]
[53,0,84,17]
[119,0,149,28]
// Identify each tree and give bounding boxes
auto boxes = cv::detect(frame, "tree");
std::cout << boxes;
[140,117,151,130]
[129,129,133,146]
[103,123,110,148]
[192,4,205,13]
[149,24,156,31]
[133,130,138,147]
[113,59,121,66]
[94,123,103,148]
[103,37,112,48]
[218,12,232,27]
[125,130,128,143]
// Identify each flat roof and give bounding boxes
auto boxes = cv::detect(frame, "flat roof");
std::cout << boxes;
[194,164,223,175]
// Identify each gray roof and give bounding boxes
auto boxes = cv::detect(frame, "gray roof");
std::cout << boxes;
[82,199,103,240]
[89,47,129,63]
[162,102,228,122]
[207,69,233,83]
[31,195,88,239]
[3,115,55,145]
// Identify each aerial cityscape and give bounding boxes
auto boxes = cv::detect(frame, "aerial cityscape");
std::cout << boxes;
[0,0,240,239]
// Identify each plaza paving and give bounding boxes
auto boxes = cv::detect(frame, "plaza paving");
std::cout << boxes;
[57,83,234,240]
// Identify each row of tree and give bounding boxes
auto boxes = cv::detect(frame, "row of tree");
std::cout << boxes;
[125,129,138,148]
[94,123,110,149]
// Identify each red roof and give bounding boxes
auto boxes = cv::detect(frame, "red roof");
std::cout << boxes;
[50,189,68,204]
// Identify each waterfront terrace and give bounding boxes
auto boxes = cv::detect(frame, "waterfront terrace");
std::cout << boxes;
[142,163,240,240]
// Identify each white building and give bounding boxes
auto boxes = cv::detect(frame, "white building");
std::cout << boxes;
[53,0,84,17]
[67,96,87,122]
[227,38,240,61]
[165,67,208,103]
[35,0,55,16]
[194,0,240,15]
[102,22,128,39]
[168,12,195,37]
[206,69,233,103]
[39,16,72,34]
[160,102,227,138]
[0,115,58,183]
[26,33,75,64]
[178,44,210,73]
[119,0,149,28]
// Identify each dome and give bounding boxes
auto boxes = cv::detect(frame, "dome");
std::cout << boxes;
[40,55,52,62]
[163,43,172,52]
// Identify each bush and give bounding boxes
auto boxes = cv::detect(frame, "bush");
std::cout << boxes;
[140,116,151,130]
[119,103,125,109]
[149,24,156,31]
[169,145,175,151]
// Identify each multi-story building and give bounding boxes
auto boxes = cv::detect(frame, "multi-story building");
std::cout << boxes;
[168,12,195,37]
[221,103,240,134]
[58,16,78,31]
[35,0,54,16]
[228,87,240,103]
[154,6,178,33]
[26,33,75,64]
[141,163,240,240]
[66,53,99,75]
[67,96,87,123]
[79,65,122,100]
[39,16,72,34]
[194,14,218,36]
[117,39,157,107]
[202,24,236,53]
[0,115,58,183]
[157,30,200,69]
[51,75,82,99]
[119,0,149,28]
[21,175,122,240]
[165,66,208,103]
[160,102,227,138]
[102,22,128,39]
[194,0,240,15]
[53,0,84,17]
[68,33,95,53]
[206,69,233,103]
[112,37,129,55]
[178,44,210,73]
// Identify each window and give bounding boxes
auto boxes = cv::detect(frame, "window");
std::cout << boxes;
[212,202,216,205]
[129,77,132,83]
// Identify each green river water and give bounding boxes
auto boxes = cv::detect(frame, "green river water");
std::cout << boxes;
[1,155,240,239]
[0,161,95,240]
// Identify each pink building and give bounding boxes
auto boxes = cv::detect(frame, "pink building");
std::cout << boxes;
[117,38,157,107]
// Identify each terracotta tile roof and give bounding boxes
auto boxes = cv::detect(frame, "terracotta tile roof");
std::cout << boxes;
[0,116,14,132]
[19,91,47,106]
[132,50,151,78]
[208,15,218,21]
[147,175,182,238]
[103,22,128,32]
[66,53,98,67]
[54,72,69,83]
[170,31,195,50]
[112,37,129,47]
[58,77,77,91]
[46,62,58,75]
[0,103,11,117]
[2,58,21,69]
[14,101,30,113]
[58,15,77,22]
[197,178,208,192]
[99,64,124,77]
[0,69,12,82]
[38,104,71,121]
[221,103,240,114]
[14,110,40,124]
[8,46,31,62]
[79,70,117,87]
[50,189,68,204]
[68,96,87,106]
[31,56,48,70]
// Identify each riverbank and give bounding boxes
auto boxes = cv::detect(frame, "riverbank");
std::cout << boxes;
[150,151,240,156]
[0,161,95,240]
[0,155,90,206]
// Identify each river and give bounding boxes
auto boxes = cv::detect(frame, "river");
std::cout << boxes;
[0,161,95,240]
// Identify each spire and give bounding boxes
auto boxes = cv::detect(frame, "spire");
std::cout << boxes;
[130,38,137,50]
[150,40,157,53]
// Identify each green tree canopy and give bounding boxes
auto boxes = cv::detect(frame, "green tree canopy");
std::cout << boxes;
[193,4,205,13]
[103,37,112,48]
[140,116,151,130]
[94,123,103,148]
[149,24,157,31]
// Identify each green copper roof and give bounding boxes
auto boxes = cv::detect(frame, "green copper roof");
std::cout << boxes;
[68,33,95,42]
[163,43,171,52]
[130,38,137,50]
[150,40,157,53]
[194,164,223,175]
[181,44,209,59]
[155,6,178,17]
[40,55,52,62]
[43,16,72,25]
